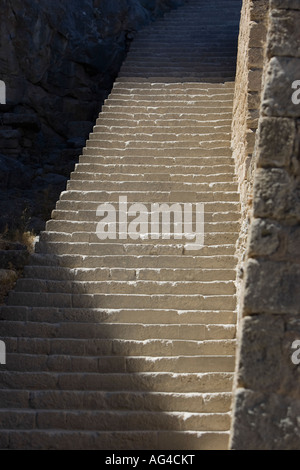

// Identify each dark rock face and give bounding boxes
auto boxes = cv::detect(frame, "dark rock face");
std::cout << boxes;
[0,0,185,232]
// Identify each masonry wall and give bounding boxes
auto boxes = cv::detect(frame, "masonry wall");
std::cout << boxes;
[231,0,300,449]
[231,0,269,312]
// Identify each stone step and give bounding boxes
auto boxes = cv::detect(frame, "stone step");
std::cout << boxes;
[41,230,239,246]
[70,171,236,184]
[119,68,236,75]
[34,243,236,259]
[0,429,230,450]
[1,354,236,374]
[22,265,236,283]
[14,278,236,296]
[77,156,235,168]
[45,219,239,233]
[101,104,233,114]
[7,291,236,310]
[112,81,235,89]
[90,132,231,142]
[50,208,239,223]
[111,88,235,96]
[1,335,236,357]
[66,180,237,192]
[0,306,237,325]
[0,409,231,432]
[93,124,233,133]
[55,199,240,212]
[0,371,234,393]
[105,95,234,104]
[85,139,231,150]
[96,115,233,125]
[119,70,235,83]
[82,146,233,157]
[0,389,233,413]
[58,190,239,203]
[27,253,238,270]
[1,318,235,340]
[95,118,233,128]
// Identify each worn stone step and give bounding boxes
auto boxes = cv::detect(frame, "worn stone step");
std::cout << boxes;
[7,291,236,310]
[1,335,236,357]
[55,199,240,213]
[0,370,234,393]
[0,409,231,432]
[22,265,236,282]
[95,118,233,128]
[105,97,234,105]
[85,139,231,150]
[3,354,235,374]
[27,252,238,269]
[0,306,237,326]
[1,319,236,340]
[51,205,239,221]
[90,132,231,144]
[77,156,235,168]
[0,429,230,450]
[40,229,239,246]
[34,243,236,259]
[14,278,236,296]
[0,389,233,413]
[66,180,237,192]
[98,112,233,122]
[59,190,239,203]
[93,124,233,133]
[70,171,235,184]
[90,132,231,142]
[82,146,233,158]
[102,104,233,114]
[45,218,239,233]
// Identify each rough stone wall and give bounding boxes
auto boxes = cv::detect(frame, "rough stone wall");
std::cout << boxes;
[231,0,300,449]
[231,0,269,312]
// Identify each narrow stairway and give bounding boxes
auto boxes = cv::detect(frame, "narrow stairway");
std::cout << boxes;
[0,0,242,450]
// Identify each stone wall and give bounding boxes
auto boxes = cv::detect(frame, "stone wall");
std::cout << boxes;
[231,0,269,313]
[230,0,300,449]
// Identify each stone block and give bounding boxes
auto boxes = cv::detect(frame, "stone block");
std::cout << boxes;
[248,217,281,257]
[231,389,300,450]
[271,0,300,9]
[253,167,300,221]
[243,258,300,314]
[257,117,296,168]
[262,57,300,118]
[268,9,300,58]
[249,21,268,48]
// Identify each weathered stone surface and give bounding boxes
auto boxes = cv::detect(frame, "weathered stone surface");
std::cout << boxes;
[235,314,300,392]
[262,57,300,118]
[243,258,300,314]
[248,218,281,257]
[256,117,296,168]
[231,389,300,450]
[253,168,300,221]
[268,9,300,58]
[271,0,300,10]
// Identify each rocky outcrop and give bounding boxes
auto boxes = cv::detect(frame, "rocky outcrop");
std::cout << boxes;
[0,0,185,233]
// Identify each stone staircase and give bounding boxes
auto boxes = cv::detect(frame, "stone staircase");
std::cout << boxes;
[0,0,242,450]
